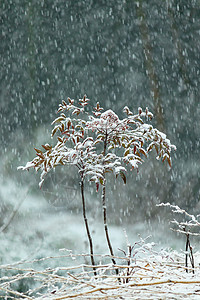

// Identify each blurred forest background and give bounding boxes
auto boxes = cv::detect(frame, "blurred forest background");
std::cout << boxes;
[0,0,200,265]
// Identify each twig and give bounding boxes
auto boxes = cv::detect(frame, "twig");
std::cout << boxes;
[0,286,32,299]
[52,279,200,299]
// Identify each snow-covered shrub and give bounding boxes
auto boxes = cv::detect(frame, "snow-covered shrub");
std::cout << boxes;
[18,95,176,274]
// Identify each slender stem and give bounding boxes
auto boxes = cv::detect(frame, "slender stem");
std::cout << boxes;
[188,235,195,274]
[103,130,108,157]
[126,245,132,283]
[185,232,195,274]
[102,179,119,277]
[189,243,195,274]
[101,130,119,277]
[185,230,189,273]
[80,177,97,276]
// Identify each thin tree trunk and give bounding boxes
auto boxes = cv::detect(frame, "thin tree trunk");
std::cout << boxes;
[80,178,97,276]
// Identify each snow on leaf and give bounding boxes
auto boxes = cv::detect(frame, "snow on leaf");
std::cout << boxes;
[51,116,65,125]
[34,148,43,154]
[42,144,52,151]
[116,171,126,184]
[123,106,133,116]
[139,148,147,157]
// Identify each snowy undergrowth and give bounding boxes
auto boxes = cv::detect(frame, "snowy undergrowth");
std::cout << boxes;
[0,243,200,299]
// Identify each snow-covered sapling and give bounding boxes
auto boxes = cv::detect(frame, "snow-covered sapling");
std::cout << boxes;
[18,96,176,278]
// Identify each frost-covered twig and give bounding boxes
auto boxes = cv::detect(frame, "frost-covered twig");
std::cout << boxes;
[157,202,200,227]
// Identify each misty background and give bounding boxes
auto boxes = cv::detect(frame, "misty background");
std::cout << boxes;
[0,0,200,270]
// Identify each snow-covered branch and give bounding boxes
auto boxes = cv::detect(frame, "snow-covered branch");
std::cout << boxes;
[157,202,200,229]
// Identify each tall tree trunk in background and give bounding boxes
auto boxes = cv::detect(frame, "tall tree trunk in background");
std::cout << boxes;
[167,3,191,89]
[136,0,165,132]
[27,0,37,130]
[135,1,171,211]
